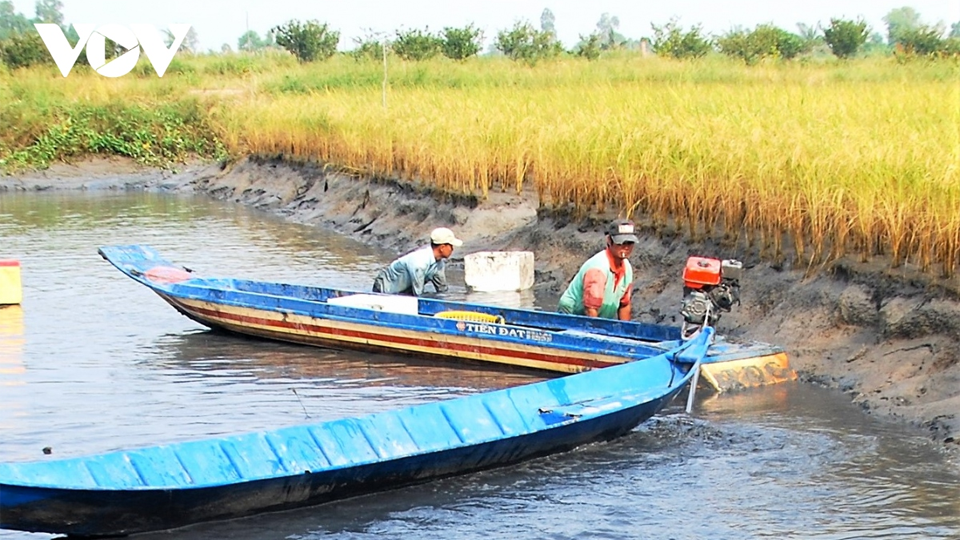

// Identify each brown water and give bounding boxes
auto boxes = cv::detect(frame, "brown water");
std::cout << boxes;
[0,191,957,540]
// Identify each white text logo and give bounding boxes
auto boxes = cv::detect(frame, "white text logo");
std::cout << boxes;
[34,24,190,78]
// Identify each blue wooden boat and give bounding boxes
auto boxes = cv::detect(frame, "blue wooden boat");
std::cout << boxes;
[0,325,712,536]
[97,245,794,391]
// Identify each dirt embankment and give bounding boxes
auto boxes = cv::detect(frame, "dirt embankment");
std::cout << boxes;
[5,156,959,452]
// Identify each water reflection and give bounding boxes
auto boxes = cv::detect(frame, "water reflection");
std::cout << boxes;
[159,330,543,391]
[0,190,390,290]
[0,305,26,437]
[694,383,960,538]
[0,305,24,379]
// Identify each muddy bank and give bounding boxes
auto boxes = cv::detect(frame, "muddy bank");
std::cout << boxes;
[4,156,958,453]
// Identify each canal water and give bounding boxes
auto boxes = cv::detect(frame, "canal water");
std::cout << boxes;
[0,191,957,540]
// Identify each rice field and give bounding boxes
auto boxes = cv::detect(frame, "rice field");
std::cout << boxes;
[1,52,957,277]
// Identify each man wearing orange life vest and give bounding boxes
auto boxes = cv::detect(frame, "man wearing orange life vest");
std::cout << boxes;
[557,219,638,321]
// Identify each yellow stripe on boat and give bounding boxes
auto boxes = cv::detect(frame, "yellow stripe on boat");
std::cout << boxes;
[434,311,505,324]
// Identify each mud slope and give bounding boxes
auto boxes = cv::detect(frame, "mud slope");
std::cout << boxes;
[5,156,958,451]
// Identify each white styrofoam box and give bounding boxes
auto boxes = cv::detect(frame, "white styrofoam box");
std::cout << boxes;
[464,251,534,292]
[327,293,419,315]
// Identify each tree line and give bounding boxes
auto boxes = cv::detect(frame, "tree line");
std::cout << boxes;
[2,1,959,70]
[249,7,960,65]
[0,0,199,69]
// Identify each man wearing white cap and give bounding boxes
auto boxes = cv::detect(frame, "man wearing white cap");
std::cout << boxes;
[372,227,464,296]
[558,219,638,321]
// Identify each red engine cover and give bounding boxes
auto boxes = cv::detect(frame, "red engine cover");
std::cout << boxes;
[683,256,722,289]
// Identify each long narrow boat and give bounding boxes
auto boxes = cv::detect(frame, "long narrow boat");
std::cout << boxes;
[0,327,711,536]
[99,245,795,391]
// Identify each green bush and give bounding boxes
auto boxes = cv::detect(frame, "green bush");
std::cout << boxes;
[823,18,869,59]
[441,24,482,61]
[717,24,805,63]
[273,20,339,62]
[351,36,384,62]
[392,28,442,61]
[895,25,946,56]
[941,37,960,57]
[0,31,52,69]
[764,26,805,59]
[575,33,602,61]
[651,19,713,59]
[716,29,750,61]
[494,21,563,65]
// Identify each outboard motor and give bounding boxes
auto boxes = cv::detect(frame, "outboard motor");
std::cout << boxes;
[679,256,742,339]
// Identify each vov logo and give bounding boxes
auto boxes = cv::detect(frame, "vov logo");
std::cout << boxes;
[34,24,191,78]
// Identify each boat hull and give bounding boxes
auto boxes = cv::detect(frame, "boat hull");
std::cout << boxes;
[160,292,634,374]
[1,320,708,536]
[1,396,670,536]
